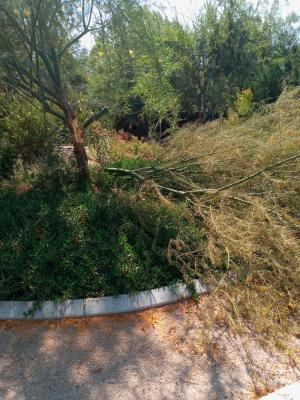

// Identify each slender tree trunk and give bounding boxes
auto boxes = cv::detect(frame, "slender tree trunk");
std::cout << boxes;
[57,91,89,182]
[66,112,89,182]
[198,109,207,124]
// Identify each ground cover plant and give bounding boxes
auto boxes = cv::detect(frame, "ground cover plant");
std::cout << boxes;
[0,167,187,300]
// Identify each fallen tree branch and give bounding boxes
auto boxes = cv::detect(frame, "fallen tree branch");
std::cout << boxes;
[215,152,300,193]
[105,152,300,197]
[105,167,145,182]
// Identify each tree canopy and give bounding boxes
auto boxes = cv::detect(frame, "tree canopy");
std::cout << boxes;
[88,0,300,133]
[0,0,109,180]
[1,0,299,173]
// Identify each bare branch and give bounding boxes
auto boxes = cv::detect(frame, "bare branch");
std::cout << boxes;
[105,152,300,197]
[82,0,95,31]
[82,107,108,129]
[58,28,93,58]
[216,152,300,193]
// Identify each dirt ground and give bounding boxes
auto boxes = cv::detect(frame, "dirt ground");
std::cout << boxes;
[0,300,299,400]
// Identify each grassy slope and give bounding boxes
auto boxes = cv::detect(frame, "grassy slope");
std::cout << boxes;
[160,87,300,345]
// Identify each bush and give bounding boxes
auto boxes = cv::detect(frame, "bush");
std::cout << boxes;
[235,88,253,117]
[1,97,59,164]
[0,178,185,300]
[0,142,17,179]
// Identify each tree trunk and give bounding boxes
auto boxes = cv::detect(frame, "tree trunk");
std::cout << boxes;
[56,91,89,182]
[198,109,207,124]
[56,88,90,183]
[66,113,89,182]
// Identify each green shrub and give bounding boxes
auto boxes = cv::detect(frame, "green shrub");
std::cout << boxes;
[235,88,253,117]
[1,98,59,164]
[0,142,17,179]
[0,181,185,300]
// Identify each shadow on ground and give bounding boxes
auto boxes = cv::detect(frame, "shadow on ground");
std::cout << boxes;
[0,303,231,400]
[0,302,299,400]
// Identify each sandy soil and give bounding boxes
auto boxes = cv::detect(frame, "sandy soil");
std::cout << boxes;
[0,301,299,400]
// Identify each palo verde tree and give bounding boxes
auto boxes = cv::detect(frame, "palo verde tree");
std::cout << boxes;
[88,0,182,136]
[0,0,108,181]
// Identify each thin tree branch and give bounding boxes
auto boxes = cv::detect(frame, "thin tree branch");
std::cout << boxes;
[105,153,300,197]
[215,152,300,193]
[82,107,108,129]
[58,27,98,58]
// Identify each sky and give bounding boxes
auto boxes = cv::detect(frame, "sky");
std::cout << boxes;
[160,0,300,23]
[81,0,300,50]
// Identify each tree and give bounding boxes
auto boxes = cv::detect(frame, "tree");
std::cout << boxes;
[88,0,182,136]
[88,0,300,133]
[176,0,300,121]
[0,0,108,181]
[251,4,300,102]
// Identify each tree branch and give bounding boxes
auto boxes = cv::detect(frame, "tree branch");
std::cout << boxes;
[58,27,98,58]
[82,107,108,129]
[105,152,300,197]
[105,167,145,182]
[215,152,300,193]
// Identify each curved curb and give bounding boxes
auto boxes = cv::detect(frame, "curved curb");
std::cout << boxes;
[0,279,209,320]
[259,381,300,400]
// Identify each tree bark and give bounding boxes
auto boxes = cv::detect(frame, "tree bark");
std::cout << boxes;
[66,112,90,182]
[56,91,89,182]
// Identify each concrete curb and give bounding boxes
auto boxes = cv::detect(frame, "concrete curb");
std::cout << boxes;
[260,381,300,400]
[0,279,208,320]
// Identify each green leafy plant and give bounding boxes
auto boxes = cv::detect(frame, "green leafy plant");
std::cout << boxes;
[235,88,253,117]
[0,142,17,178]
[2,99,58,164]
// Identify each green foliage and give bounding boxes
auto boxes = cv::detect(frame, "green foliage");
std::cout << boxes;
[2,0,299,138]
[87,0,300,131]
[0,142,17,178]
[235,88,253,117]
[0,167,187,300]
[1,98,58,164]
[88,1,185,134]
[107,158,154,170]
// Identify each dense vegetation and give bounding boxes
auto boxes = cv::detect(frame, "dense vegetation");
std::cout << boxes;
[88,0,300,134]
[0,179,184,300]
[0,0,299,347]
[1,0,299,147]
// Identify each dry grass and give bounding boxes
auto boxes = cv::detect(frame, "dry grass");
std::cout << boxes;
[90,89,300,353]
[87,127,159,163]
[158,88,300,353]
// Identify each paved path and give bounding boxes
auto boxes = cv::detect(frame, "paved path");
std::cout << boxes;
[0,302,299,400]
[260,381,300,400]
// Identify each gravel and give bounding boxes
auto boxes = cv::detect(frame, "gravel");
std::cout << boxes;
[0,301,299,400]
